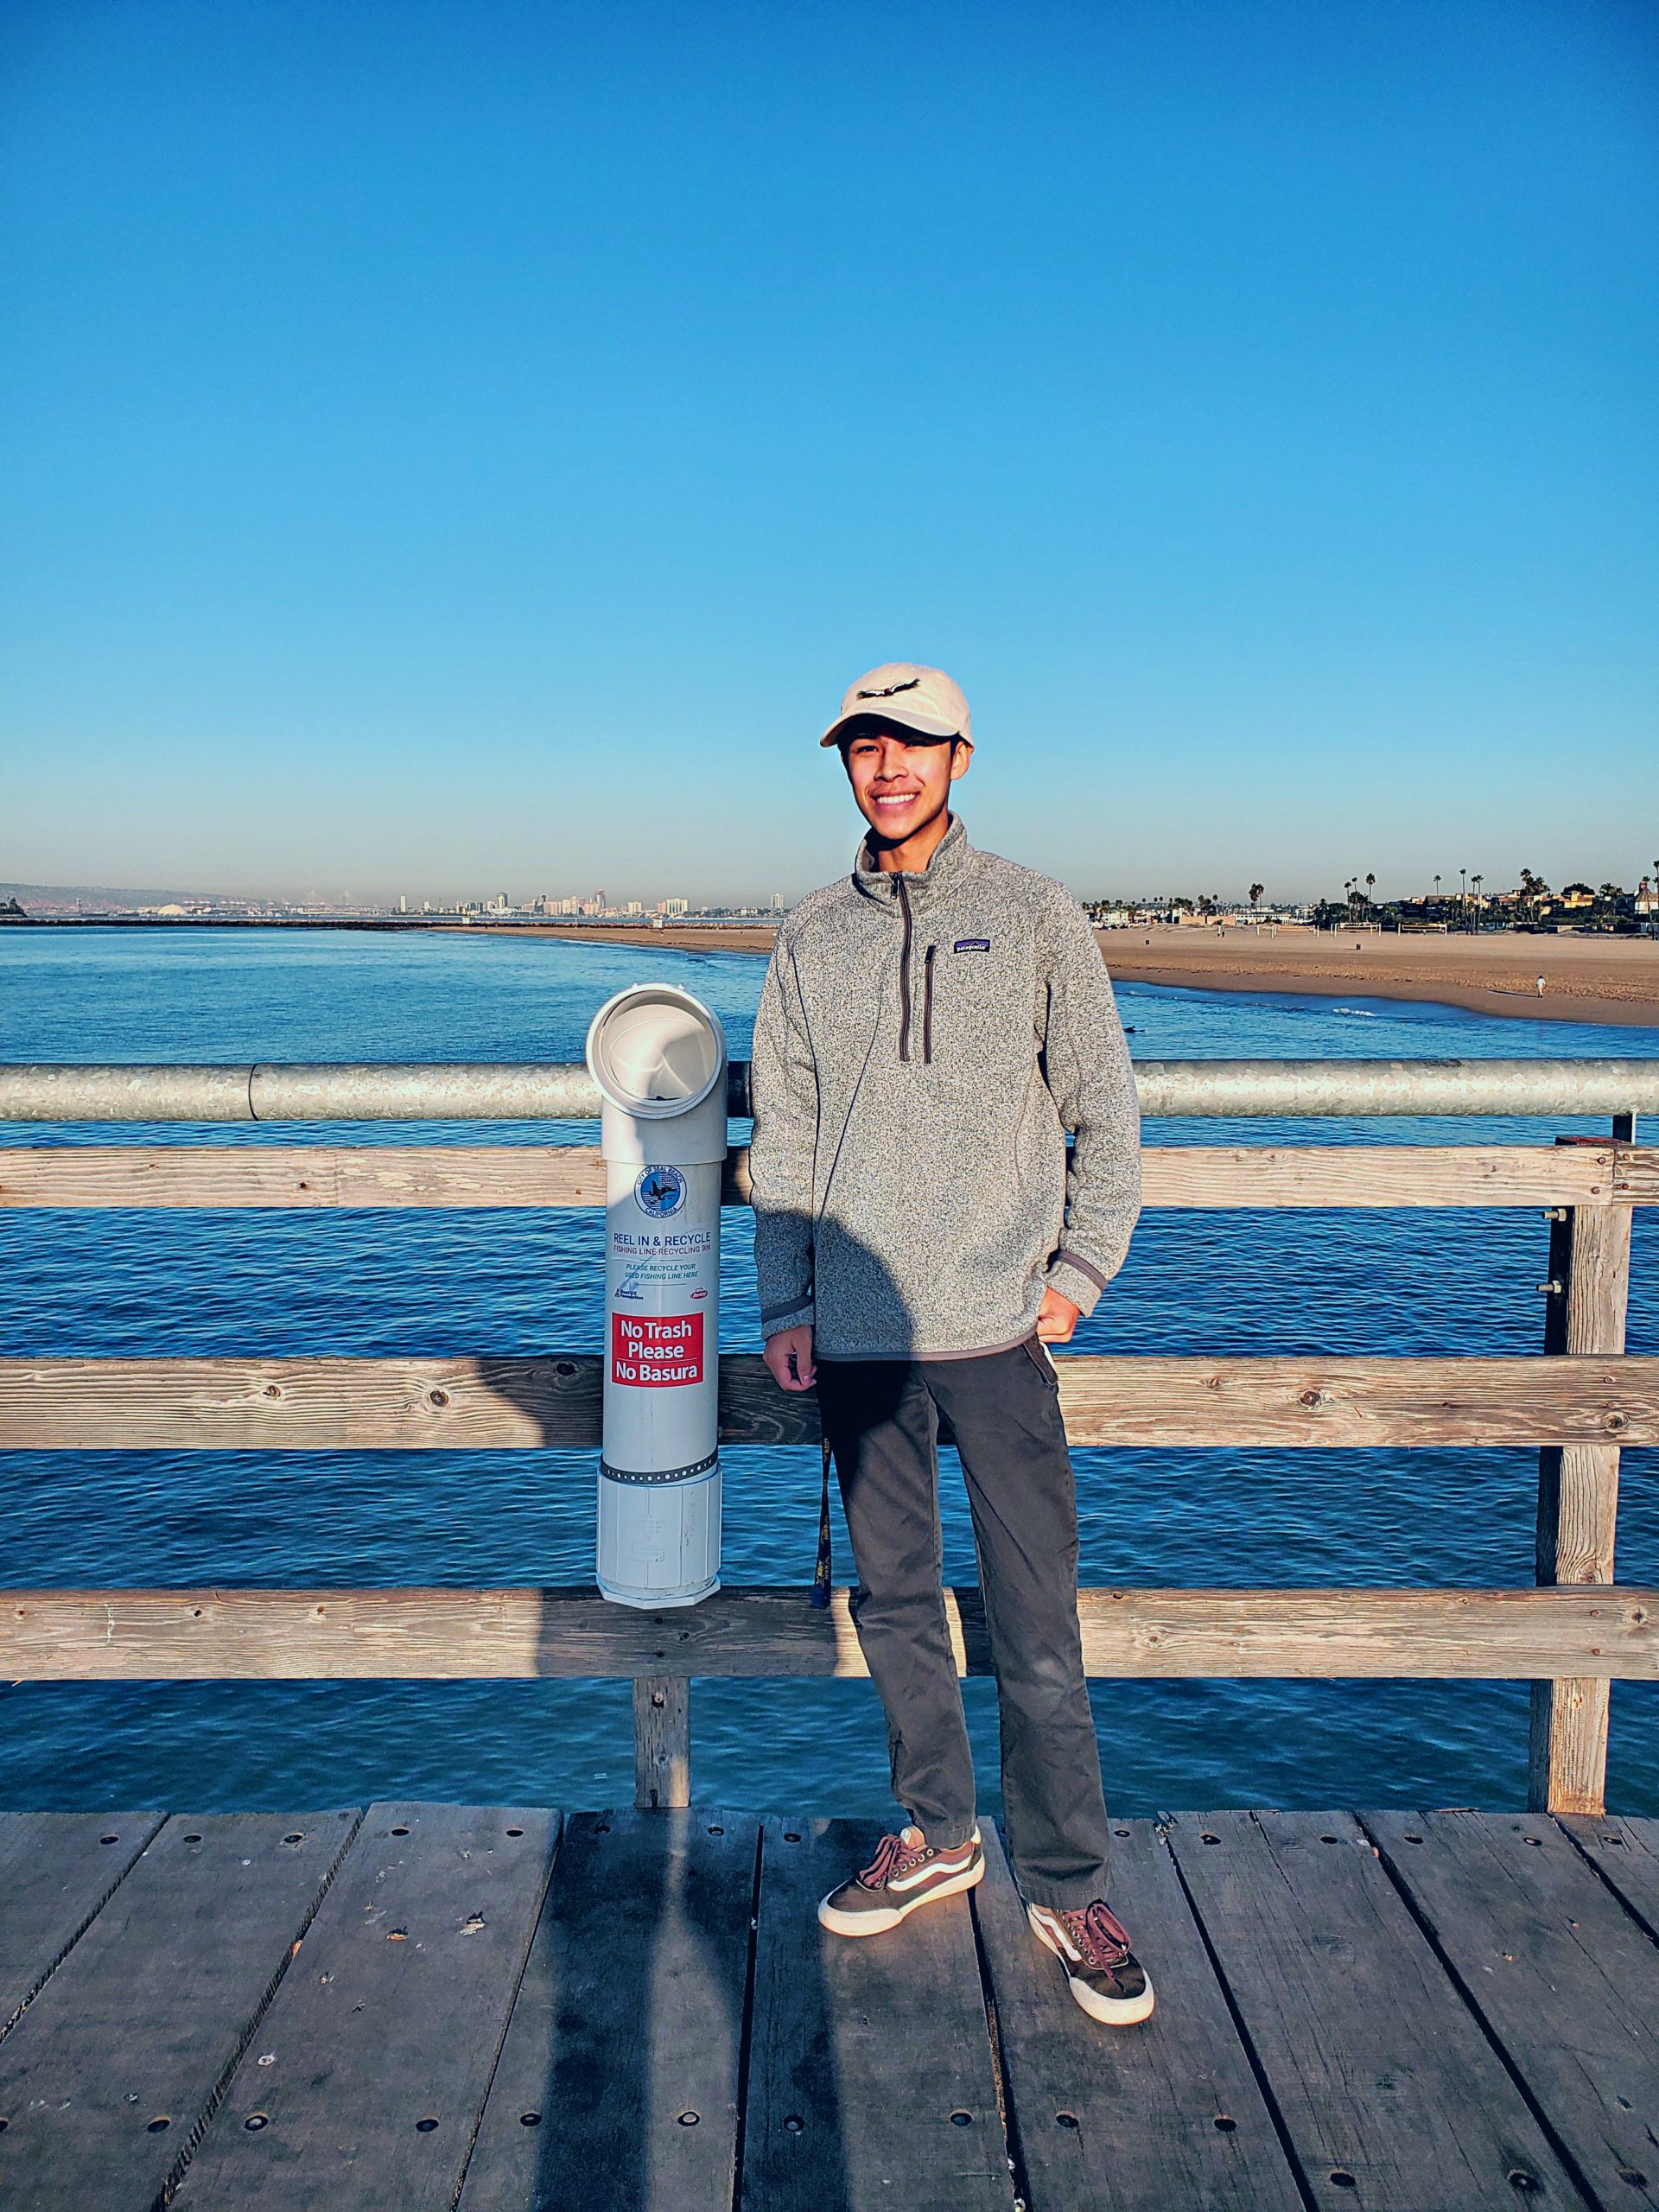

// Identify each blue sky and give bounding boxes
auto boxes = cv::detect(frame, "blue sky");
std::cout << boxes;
[2,0,1655,905]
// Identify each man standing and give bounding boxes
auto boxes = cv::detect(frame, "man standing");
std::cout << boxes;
[749,663,1152,2025]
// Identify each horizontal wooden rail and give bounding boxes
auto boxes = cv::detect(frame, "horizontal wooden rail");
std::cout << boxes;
[3,1353,1655,1450]
[0,1584,1650,1680]
[1,1143,1654,1210]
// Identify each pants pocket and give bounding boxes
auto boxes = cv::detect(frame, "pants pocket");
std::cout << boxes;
[1021,1337,1059,1389]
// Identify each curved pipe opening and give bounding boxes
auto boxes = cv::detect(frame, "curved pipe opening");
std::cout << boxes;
[585,985,727,1119]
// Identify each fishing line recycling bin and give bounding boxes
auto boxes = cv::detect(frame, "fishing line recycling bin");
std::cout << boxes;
[585,982,729,1607]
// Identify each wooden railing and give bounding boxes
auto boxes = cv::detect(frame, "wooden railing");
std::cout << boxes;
[0,1127,1652,1817]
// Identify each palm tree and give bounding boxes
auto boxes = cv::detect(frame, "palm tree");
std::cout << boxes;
[1249,881,1264,918]
[1471,873,1484,931]
[1364,872,1376,910]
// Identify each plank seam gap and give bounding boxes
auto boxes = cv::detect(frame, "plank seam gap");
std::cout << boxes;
[446,1810,567,2212]
[1161,1815,1323,2212]
[0,1810,168,2049]
[1356,1814,1608,2212]
[1553,1815,1659,1948]
[728,1818,766,2212]
[155,1804,370,2210]
[967,1821,1028,2212]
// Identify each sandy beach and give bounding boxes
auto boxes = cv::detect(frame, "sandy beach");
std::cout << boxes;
[457,921,784,955]
[457,918,1659,1028]
[1096,924,1659,1028]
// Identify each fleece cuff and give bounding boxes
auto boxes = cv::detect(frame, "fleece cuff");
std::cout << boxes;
[1044,1251,1110,1319]
[760,1299,816,1339]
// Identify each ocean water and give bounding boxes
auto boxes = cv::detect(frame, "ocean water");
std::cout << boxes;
[1,925,1655,1820]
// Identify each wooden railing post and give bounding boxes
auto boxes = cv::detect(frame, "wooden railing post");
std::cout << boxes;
[633,1675,691,1808]
[1529,1139,1634,1815]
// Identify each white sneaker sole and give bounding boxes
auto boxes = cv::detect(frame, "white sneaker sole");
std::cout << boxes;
[817,1855,985,1936]
[1027,1903,1156,2024]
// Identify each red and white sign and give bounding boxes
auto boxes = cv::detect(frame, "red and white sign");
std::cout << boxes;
[611,1311,703,1388]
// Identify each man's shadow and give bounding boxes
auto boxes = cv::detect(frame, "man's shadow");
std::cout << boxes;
[467,1212,930,2209]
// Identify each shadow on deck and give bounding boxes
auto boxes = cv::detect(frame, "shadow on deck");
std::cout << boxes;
[0,1802,1656,2209]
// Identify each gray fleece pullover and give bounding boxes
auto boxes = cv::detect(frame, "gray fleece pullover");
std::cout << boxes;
[749,816,1141,1359]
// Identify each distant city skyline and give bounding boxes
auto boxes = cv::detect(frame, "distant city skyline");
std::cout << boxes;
[3,3,1655,897]
[7,857,1656,920]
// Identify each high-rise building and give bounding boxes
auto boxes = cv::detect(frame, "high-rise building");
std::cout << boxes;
[663,898,690,918]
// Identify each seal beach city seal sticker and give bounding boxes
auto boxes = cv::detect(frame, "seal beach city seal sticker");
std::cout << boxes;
[633,1164,686,1217]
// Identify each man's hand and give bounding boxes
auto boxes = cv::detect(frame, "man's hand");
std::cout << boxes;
[764,1325,817,1392]
[1035,1287,1081,1344]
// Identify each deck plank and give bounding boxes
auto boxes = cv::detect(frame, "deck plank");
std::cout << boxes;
[1368,1810,1659,2208]
[974,1821,1303,2212]
[2,1800,1643,2212]
[0,1810,164,2036]
[1558,1815,1659,1937]
[0,1808,359,2212]
[458,1808,754,2212]
[741,1816,1013,2212]
[173,1802,559,2209]
[1166,1810,1583,2210]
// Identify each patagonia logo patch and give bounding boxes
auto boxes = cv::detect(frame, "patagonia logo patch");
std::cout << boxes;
[954,938,991,952]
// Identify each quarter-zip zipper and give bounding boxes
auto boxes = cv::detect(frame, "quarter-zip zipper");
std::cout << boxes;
[922,944,936,1064]
[896,881,914,1063]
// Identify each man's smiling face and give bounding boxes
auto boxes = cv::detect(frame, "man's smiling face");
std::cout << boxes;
[842,723,971,851]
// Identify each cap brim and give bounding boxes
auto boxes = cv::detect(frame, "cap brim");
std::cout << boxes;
[820,708,963,748]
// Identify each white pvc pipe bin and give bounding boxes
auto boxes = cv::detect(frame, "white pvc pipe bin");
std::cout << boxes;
[585,983,728,1609]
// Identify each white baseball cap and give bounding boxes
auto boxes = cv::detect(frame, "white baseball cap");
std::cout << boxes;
[820,662,973,748]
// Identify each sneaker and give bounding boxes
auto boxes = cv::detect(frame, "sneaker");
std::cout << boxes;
[817,1824,984,1936]
[1027,1898,1155,2024]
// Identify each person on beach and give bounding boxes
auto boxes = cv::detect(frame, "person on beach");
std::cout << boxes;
[748,662,1153,2026]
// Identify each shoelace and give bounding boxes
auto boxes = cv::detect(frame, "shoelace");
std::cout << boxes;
[858,1832,926,1887]
[1068,1900,1133,1969]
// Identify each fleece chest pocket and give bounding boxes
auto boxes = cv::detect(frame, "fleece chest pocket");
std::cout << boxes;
[923,937,1036,1071]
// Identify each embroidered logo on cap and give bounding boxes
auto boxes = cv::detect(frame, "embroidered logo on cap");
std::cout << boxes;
[954,938,991,952]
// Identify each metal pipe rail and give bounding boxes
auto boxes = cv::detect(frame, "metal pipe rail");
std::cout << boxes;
[1,1056,1657,1122]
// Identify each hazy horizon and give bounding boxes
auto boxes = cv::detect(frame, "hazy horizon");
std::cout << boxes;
[6,842,1651,917]
[3,1,1655,900]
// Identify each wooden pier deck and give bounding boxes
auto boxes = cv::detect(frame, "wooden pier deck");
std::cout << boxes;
[0,1806,1656,2210]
